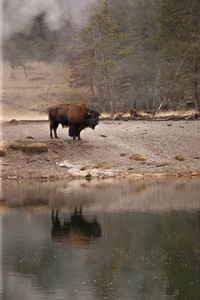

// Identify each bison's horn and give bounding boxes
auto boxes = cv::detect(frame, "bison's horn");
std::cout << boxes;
[87,110,92,115]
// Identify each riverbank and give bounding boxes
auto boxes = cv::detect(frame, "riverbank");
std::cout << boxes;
[1,118,200,183]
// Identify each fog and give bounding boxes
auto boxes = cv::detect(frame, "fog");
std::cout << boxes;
[3,0,94,39]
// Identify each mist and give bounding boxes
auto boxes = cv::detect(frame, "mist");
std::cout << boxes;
[3,0,94,39]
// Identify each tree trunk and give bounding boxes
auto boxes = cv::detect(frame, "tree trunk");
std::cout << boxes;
[152,67,161,109]
[193,53,200,112]
[98,22,114,118]
[89,75,95,98]
[45,73,56,103]
[157,54,186,113]
[45,63,60,103]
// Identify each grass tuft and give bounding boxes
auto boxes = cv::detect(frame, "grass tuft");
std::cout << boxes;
[8,142,48,154]
[0,144,8,156]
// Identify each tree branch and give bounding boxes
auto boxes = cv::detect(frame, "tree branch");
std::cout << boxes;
[156,53,187,113]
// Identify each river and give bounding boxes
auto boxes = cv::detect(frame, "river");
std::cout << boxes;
[0,178,200,299]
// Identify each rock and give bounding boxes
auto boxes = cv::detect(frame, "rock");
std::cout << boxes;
[58,160,73,169]
[85,173,92,180]
[93,161,110,169]
[29,159,35,162]
[175,155,185,161]
[9,119,19,125]
[7,176,17,180]
[129,153,147,161]
[0,150,6,157]
[80,165,92,170]
[53,150,59,153]
[120,153,128,157]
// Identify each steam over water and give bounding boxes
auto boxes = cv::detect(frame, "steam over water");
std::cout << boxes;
[3,0,94,39]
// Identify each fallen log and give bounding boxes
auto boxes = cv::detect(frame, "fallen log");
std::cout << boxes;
[111,113,200,122]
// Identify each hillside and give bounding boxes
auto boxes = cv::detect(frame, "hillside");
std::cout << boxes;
[1,61,90,121]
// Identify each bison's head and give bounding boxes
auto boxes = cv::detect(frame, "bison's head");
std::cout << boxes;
[86,110,100,129]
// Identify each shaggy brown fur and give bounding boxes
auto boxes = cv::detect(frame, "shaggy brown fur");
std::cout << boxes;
[67,102,88,123]
[49,102,100,140]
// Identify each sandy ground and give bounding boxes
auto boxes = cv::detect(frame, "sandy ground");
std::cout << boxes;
[1,118,200,182]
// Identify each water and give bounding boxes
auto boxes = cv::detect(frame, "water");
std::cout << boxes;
[0,178,200,300]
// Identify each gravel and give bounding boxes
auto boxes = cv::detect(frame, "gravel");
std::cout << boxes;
[1,119,200,182]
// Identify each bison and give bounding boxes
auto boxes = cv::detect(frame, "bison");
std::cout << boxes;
[49,102,100,140]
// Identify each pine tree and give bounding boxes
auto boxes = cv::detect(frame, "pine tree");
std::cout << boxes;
[3,14,58,78]
[108,0,160,110]
[69,0,128,117]
[158,0,200,111]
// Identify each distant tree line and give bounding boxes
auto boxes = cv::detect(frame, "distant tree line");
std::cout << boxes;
[3,0,200,115]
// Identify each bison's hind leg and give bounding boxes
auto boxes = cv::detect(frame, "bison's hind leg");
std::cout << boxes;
[50,121,59,138]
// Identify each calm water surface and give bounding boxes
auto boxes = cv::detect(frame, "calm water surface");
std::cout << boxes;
[0,178,200,300]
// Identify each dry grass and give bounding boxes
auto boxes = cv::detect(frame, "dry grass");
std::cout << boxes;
[0,144,7,156]
[129,153,147,161]
[1,102,49,121]
[7,141,48,154]
[2,61,70,106]
[1,61,89,121]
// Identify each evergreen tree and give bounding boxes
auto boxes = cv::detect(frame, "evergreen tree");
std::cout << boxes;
[158,0,200,111]
[69,0,128,117]
[3,13,58,78]
[108,0,160,110]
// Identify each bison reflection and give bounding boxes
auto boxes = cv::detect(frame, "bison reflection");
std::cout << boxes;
[51,208,101,247]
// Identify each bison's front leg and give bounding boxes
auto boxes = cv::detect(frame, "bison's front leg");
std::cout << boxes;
[50,125,53,138]
[76,126,82,140]
[78,132,82,141]
[69,124,76,140]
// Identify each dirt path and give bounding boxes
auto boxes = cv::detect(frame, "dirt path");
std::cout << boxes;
[1,119,200,182]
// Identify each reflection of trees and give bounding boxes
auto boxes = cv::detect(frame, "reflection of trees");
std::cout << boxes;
[88,212,200,300]
[90,212,165,300]
[160,212,200,300]
[51,208,101,247]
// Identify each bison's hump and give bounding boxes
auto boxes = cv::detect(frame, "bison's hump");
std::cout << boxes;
[49,102,89,124]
